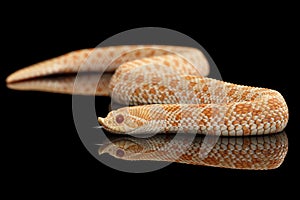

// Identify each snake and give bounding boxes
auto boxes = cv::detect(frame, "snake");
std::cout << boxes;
[6,45,289,136]
[99,132,288,170]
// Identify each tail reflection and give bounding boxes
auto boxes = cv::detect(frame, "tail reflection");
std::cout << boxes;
[7,73,112,96]
[99,132,288,170]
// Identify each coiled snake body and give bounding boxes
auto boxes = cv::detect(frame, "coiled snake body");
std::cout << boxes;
[6,45,289,136]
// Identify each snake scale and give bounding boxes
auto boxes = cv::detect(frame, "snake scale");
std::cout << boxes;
[6,45,289,136]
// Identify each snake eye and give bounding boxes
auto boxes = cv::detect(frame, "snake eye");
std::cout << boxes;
[116,149,125,157]
[116,114,124,124]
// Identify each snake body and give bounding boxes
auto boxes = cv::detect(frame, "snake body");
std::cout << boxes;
[6,45,288,136]
[99,132,288,170]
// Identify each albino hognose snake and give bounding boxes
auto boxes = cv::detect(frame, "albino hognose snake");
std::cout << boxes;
[6,45,289,136]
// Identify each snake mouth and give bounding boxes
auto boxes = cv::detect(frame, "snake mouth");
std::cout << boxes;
[98,117,124,134]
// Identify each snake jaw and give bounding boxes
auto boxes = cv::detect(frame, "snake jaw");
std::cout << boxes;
[98,109,141,134]
[98,107,146,134]
[98,117,124,134]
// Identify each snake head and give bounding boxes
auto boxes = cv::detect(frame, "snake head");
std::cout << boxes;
[98,107,147,134]
[98,138,146,159]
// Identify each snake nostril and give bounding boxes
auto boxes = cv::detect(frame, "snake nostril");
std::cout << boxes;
[116,114,124,124]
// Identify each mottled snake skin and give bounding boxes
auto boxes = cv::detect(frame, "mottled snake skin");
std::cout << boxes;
[99,132,288,170]
[6,45,288,136]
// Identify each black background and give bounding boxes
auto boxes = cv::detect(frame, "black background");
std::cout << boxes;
[2,2,299,196]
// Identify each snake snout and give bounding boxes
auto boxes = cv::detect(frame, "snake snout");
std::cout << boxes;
[98,116,126,133]
[98,117,105,126]
[98,117,115,132]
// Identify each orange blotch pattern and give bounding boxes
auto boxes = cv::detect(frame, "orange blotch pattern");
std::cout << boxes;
[234,103,253,114]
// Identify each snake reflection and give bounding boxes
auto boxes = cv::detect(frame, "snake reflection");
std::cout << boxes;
[99,132,288,170]
[7,73,113,96]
